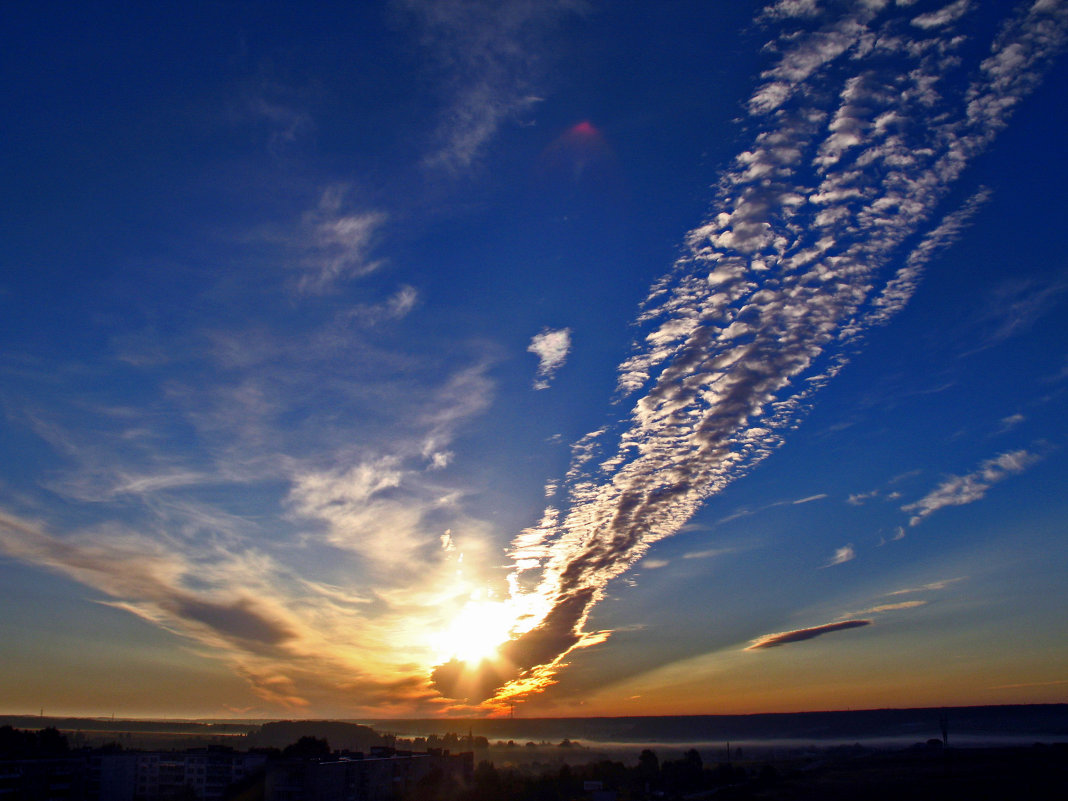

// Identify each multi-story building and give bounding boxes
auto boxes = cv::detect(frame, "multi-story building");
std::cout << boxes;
[133,748,267,800]
[265,748,473,801]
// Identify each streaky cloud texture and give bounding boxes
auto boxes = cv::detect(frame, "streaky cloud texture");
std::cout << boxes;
[902,448,1042,525]
[476,0,1068,706]
[746,619,872,650]
[397,0,588,171]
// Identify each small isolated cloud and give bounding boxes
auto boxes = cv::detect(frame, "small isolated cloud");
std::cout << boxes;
[902,449,1041,525]
[886,577,966,597]
[528,327,572,389]
[877,526,906,546]
[998,413,1025,433]
[847,490,878,505]
[747,619,871,650]
[641,559,669,569]
[297,186,387,293]
[683,547,733,560]
[988,679,1068,690]
[823,543,855,567]
[427,450,453,470]
[846,600,927,616]
[793,493,827,505]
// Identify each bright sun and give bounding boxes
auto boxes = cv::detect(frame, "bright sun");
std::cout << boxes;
[435,600,516,665]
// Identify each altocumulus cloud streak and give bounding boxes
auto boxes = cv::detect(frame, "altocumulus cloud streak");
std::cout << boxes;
[453,0,1068,706]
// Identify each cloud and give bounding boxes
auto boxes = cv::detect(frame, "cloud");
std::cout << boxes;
[758,0,821,22]
[911,0,973,30]
[2,343,502,714]
[296,185,388,293]
[793,493,827,504]
[472,0,1068,707]
[823,543,856,567]
[0,509,314,704]
[847,490,879,505]
[397,0,588,171]
[998,413,1025,432]
[886,576,967,596]
[334,286,420,329]
[746,619,871,650]
[845,600,927,616]
[988,678,1068,690]
[902,448,1041,525]
[964,278,1068,353]
[683,547,734,560]
[528,327,573,389]
[877,525,906,545]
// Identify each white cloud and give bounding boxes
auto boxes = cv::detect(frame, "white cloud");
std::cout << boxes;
[759,0,821,22]
[297,185,388,293]
[838,598,927,618]
[911,0,973,29]
[902,449,1041,525]
[886,576,967,596]
[528,327,572,390]
[823,544,856,567]
[682,547,733,560]
[998,413,1026,432]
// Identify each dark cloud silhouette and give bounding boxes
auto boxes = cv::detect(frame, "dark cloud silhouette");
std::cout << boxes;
[170,597,296,646]
[746,619,871,650]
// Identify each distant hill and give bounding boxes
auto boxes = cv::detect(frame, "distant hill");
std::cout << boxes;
[244,720,389,752]
[366,704,1068,745]
[3,704,1065,751]
[0,716,252,736]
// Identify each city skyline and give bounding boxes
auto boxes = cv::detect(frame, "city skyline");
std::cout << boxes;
[2,0,1067,719]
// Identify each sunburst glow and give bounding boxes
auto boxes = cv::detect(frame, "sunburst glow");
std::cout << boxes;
[433,600,517,665]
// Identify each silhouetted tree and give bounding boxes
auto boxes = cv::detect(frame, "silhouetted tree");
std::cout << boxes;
[662,748,703,794]
[37,727,69,755]
[469,761,500,801]
[0,726,70,758]
[0,726,34,758]
[636,748,660,796]
[282,735,330,759]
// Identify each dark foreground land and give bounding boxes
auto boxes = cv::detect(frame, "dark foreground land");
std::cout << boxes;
[709,744,1067,801]
[1,706,1066,800]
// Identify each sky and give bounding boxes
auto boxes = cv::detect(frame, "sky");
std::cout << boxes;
[2,0,1067,720]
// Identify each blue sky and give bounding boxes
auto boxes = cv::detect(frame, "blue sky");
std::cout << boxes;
[2,0,1067,719]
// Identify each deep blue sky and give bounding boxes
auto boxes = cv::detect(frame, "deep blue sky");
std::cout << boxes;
[2,0,1066,718]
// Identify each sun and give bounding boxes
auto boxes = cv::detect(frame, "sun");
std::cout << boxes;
[434,600,516,665]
